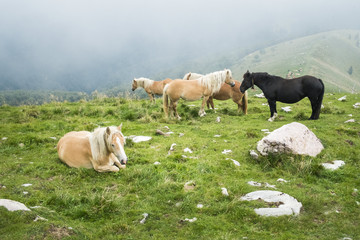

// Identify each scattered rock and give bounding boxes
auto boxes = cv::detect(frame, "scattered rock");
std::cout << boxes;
[257,122,324,157]
[222,149,232,154]
[19,143,25,148]
[214,135,221,137]
[156,129,170,137]
[184,181,196,191]
[126,135,152,143]
[34,215,48,222]
[163,126,170,131]
[255,93,265,98]
[353,102,360,108]
[277,178,289,183]
[249,150,259,159]
[281,106,292,112]
[22,183,32,187]
[139,213,148,224]
[338,95,347,101]
[216,116,221,123]
[226,158,240,167]
[196,204,204,209]
[184,148,193,153]
[168,143,176,155]
[247,181,262,187]
[2,137,8,141]
[221,187,229,196]
[240,190,302,217]
[179,133,184,137]
[49,137,57,140]
[321,160,345,170]
[344,119,355,123]
[0,199,31,211]
[182,217,197,223]
[154,161,161,165]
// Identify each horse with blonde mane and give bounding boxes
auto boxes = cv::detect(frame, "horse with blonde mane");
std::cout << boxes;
[184,72,248,114]
[163,69,235,119]
[132,77,172,103]
[57,124,127,172]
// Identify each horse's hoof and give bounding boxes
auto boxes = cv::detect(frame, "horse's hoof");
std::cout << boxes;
[268,118,274,122]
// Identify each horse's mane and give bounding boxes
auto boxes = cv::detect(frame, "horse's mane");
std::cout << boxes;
[134,78,154,89]
[89,126,122,161]
[199,69,231,94]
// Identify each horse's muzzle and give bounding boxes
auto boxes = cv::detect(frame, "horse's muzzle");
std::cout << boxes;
[131,88,135,91]
[120,159,127,165]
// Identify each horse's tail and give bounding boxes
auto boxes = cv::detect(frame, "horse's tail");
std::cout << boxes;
[314,79,325,119]
[242,90,248,115]
[163,84,170,118]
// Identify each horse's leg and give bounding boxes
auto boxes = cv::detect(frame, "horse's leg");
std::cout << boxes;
[148,93,153,102]
[93,162,120,172]
[152,94,156,104]
[309,97,317,120]
[173,100,181,120]
[199,96,209,117]
[207,96,216,112]
[267,100,278,122]
[111,154,126,169]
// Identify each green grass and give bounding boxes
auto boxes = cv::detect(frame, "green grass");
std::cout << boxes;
[0,93,360,239]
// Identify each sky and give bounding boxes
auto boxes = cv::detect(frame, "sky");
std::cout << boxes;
[1,0,360,91]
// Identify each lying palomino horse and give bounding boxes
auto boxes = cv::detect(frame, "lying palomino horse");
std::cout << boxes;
[184,72,248,114]
[163,69,235,119]
[57,124,127,172]
[240,71,324,121]
[132,77,172,103]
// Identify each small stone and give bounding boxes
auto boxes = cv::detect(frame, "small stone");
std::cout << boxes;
[222,149,232,154]
[321,160,345,170]
[184,147,193,153]
[22,183,32,187]
[250,150,259,159]
[19,143,25,148]
[154,161,161,165]
[196,204,204,209]
[221,187,229,196]
[338,95,346,101]
[216,117,221,123]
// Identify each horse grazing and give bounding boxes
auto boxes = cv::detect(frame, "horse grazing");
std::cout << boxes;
[184,72,248,114]
[132,77,172,103]
[240,71,324,121]
[57,125,128,172]
[163,69,235,119]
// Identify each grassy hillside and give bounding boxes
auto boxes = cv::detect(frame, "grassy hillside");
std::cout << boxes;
[231,30,360,93]
[0,94,360,239]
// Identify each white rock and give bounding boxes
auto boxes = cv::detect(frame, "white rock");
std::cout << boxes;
[248,181,262,187]
[2,137,7,141]
[139,213,149,224]
[321,160,345,170]
[338,95,347,101]
[353,102,360,108]
[221,187,229,196]
[216,116,221,123]
[257,122,323,157]
[126,135,152,143]
[222,149,232,154]
[226,158,240,167]
[281,106,292,112]
[49,137,57,140]
[169,143,176,151]
[348,114,353,117]
[196,204,204,209]
[240,190,302,217]
[179,133,184,137]
[261,129,269,132]
[344,119,355,123]
[277,178,289,183]
[265,182,276,189]
[19,143,25,148]
[214,135,221,137]
[183,217,197,222]
[22,183,32,187]
[163,126,170,131]
[250,150,259,159]
[0,199,31,211]
[255,93,265,98]
[23,192,29,195]
[34,216,48,222]
[154,161,161,165]
[184,147,193,153]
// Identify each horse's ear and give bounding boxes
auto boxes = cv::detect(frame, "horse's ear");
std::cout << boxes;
[106,127,111,135]
[117,123,123,131]
[187,73,191,80]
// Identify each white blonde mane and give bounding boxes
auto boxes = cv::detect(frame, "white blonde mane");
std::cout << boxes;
[134,77,154,89]
[198,69,232,94]
[89,126,123,161]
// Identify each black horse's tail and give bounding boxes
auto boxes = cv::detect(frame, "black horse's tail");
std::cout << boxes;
[313,79,325,119]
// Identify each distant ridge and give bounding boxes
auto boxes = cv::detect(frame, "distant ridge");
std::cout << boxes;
[231,30,360,93]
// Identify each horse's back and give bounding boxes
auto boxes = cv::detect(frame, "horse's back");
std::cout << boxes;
[165,79,205,100]
[57,131,93,169]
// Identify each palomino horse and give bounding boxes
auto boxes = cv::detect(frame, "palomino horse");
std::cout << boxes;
[184,72,248,114]
[57,125,127,172]
[240,71,324,121]
[163,69,235,119]
[132,77,172,103]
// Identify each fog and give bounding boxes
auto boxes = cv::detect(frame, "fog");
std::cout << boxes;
[1,0,360,91]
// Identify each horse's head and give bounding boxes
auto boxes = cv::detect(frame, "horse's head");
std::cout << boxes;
[105,124,128,165]
[240,70,253,93]
[131,79,138,91]
[224,69,235,87]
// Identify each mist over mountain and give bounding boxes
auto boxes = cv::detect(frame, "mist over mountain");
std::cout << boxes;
[1,0,360,92]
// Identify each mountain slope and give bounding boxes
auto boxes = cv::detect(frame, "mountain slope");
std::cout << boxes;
[230,30,360,92]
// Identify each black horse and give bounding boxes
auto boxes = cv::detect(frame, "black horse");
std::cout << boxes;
[240,71,324,121]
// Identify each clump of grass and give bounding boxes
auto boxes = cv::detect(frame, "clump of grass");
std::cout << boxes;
[294,111,308,120]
